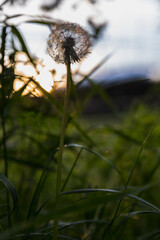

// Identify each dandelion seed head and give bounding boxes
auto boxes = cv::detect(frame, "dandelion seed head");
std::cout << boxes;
[47,22,91,64]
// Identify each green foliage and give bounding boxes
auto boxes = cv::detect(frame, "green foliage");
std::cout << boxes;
[0,12,160,240]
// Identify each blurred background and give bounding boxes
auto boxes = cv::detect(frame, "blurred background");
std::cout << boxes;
[2,0,160,88]
[1,1,160,239]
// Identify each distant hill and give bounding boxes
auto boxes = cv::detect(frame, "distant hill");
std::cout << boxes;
[76,78,158,114]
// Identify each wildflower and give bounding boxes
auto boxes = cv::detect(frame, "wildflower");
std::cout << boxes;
[48,22,91,64]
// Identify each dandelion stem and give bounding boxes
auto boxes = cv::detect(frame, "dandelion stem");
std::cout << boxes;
[53,59,71,240]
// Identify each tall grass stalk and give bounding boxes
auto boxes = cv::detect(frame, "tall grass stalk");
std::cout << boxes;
[0,26,11,228]
[53,60,71,239]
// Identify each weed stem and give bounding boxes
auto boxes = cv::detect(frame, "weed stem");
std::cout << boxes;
[53,60,71,239]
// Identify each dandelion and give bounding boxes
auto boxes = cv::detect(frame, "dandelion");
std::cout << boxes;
[47,22,91,240]
[48,22,91,64]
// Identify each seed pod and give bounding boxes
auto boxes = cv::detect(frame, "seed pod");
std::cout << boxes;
[48,22,91,64]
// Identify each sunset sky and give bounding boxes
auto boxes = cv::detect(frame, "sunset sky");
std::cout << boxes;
[2,0,160,92]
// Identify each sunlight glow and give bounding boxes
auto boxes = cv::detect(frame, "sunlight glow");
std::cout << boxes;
[14,52,55,95]
[36,69,53,92]
[15,62,37,78]
[43,55,66,82]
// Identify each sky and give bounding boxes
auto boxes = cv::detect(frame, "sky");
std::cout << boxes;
[1,0,160,91]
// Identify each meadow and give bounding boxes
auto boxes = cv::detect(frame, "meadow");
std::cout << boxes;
[0,14,160,240]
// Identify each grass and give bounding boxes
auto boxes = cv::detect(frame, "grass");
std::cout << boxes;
[0,13,160,240]
[1,92,160,239]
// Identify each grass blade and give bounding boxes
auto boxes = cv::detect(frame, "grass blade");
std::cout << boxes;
[61,188,160,213]
[61,149,83,192]
[64,143,119,173]
[124,210,160,218]
[11,25,33,64]
[27,168,48,220]
[27,148,57,220]
[103,119,160,239]
[58,219,107,231]
[0,172,18,213]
